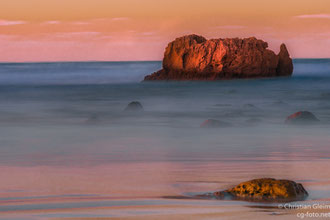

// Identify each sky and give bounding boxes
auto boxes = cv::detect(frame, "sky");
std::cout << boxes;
[0,0,329,62]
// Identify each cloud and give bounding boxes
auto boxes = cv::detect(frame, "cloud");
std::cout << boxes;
[0,20,26,26]
[295,14,330,19]
[0,34,16,40]
[71,21,90,25]
[44,21,61,25]
[213,25,246,29]
[68,32,101,36]
[50,32,101,40]
[54,32,100,37]
[141,32,156,36]
[111,17,130,21]
[41,21,61,25]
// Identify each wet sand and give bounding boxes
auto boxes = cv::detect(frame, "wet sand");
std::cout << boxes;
[0,159,330,219]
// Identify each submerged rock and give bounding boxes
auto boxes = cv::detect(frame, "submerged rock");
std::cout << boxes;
[144,34,293,81]
[124,101,144,112]
[285,111,319,125]
[200,119,231,128]
[213,178,308,202]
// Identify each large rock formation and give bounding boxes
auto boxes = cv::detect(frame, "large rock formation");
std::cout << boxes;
[144,35,293,80]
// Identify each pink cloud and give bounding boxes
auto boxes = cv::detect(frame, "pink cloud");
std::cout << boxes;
[295,14,330,19]
[55,32,101,37]
[0,20,26,26]
[0,35,166,62]
[43,21,61,25]
[213,25,246,29]
[71,21,91,25]
[111,17,130,21]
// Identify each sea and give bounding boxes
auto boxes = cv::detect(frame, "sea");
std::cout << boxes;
[0,59,329,219]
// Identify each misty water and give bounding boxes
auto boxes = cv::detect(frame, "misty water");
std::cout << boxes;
[0,59,330,218]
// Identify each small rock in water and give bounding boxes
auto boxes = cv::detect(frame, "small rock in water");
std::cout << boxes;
[285,111,319,125]
[213,178,308,202]
[200,119,231,128]
[124,101,144,112]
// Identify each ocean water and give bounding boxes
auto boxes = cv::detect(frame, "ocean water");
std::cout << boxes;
[0,59,330,219]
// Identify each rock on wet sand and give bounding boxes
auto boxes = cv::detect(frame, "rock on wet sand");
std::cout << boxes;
[212,178,308,202]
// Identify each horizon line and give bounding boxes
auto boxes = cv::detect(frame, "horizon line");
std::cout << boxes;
[0,58,330,64]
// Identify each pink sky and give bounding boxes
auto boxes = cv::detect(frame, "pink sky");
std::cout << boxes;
[0,0,329,62]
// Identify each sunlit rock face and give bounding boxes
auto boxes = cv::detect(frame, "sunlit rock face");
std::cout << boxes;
[144,34,293,80]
